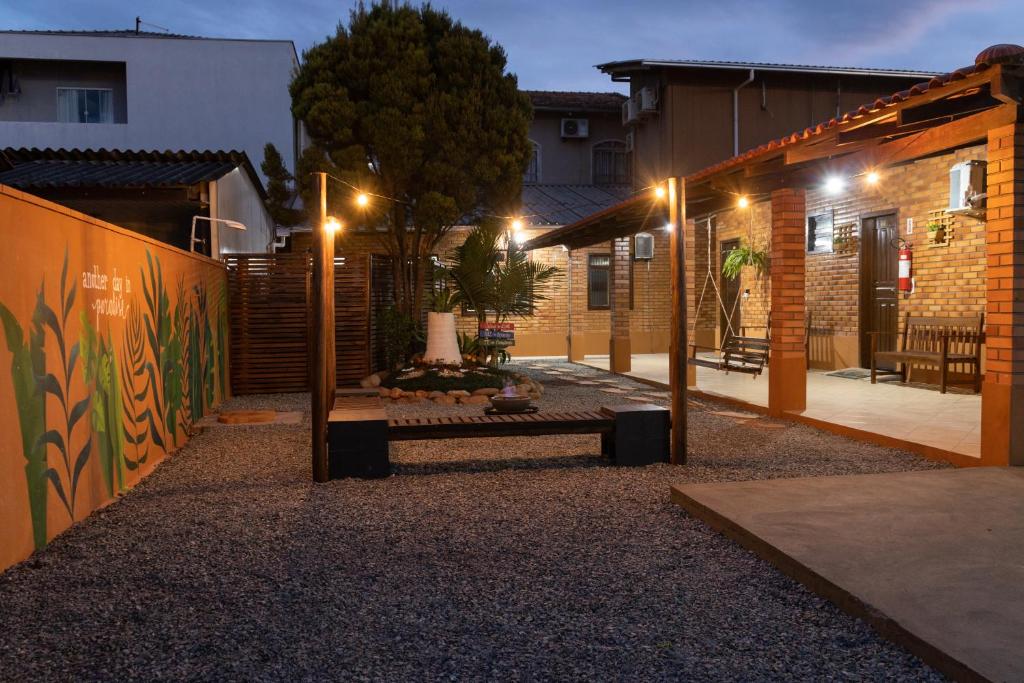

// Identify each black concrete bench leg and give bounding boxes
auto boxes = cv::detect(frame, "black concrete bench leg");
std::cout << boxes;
[600,404,671,466]
[328,409,391,479]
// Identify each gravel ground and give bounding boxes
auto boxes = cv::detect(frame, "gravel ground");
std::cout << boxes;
[0,360,947,682]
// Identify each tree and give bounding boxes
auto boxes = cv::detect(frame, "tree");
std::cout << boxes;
[260,143,303,227]
[290,1,533,316]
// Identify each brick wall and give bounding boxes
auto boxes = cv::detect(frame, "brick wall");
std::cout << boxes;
[301,225,673,357]
[706,143,988,369]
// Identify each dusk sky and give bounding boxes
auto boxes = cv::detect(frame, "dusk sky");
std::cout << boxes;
[2,0,1022,91]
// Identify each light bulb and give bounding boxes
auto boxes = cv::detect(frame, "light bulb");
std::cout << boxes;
[737,196,750,209]
[355,193,369,207]
[824,176,845,195]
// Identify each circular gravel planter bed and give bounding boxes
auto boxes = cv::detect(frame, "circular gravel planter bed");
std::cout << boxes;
[366,364,543,406]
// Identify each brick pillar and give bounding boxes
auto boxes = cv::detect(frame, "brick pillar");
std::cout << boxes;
[768,188,807,416]
[684,218,698,387]
[609,237,632,373]
[981,123,1024,466]
[566,250,586,361]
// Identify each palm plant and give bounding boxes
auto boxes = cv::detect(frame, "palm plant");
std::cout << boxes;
[447,222,560,363]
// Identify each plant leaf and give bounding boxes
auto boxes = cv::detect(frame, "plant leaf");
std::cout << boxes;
[68,395,90,433]
[71,439,92,499]
[45,468,71,517]
[38,429,66,460]
[38,372,65,408]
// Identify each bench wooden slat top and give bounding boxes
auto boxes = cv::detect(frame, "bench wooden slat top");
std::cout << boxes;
[386,409,613,441]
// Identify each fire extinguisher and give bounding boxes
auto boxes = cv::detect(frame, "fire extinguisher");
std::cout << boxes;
[897,239,913,298]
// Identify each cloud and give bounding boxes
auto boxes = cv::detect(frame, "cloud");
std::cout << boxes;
[0,0,1021,89]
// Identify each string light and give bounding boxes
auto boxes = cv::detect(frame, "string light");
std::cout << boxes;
[511,218,524,231]
[865,170,880,185]
[654,185,666,200]
[737,196,750,209]
[663,222,673,233]
[324,216,342,233]
[355,192,369,207]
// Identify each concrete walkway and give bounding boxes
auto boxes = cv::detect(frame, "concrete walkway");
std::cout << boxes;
[582,353,981,459]
[671,467,1024,682]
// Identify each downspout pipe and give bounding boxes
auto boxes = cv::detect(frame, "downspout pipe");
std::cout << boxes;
[733,69,755,157]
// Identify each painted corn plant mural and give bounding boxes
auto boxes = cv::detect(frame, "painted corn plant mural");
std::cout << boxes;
[0,187,230,571]
[37,251,92,521]
[0,290,48,550]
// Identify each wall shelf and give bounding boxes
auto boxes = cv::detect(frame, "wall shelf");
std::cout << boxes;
[926,210,954,247]
[832,222,858,255]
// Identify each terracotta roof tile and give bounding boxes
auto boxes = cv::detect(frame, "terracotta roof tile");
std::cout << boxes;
[524,90,627,112]
[684,59,1001,184]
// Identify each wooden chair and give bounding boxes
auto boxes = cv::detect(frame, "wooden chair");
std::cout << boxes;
[869,314,984,394]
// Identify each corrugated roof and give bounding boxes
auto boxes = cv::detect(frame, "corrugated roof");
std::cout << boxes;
[0,148,265,197]
[521,184,632,226]
[525,91,627,112]
[597,58,938,79]
[0,29,294,44]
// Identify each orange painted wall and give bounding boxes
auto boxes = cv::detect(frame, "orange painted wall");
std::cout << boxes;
[0,186,229,572]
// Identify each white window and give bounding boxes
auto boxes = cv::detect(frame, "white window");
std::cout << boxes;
[523,140,541,184]
[56,88,113,124]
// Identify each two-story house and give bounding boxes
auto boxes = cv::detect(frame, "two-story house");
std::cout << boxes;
[0,30,303,255]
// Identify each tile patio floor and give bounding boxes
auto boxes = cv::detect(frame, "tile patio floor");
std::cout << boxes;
[580,353,981,459]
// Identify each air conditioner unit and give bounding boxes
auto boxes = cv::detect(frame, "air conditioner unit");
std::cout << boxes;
[621,98,639,125]
[634,232,654,260]
[948,160,987,214]
[638,86,658,115]
[561,118,589,139]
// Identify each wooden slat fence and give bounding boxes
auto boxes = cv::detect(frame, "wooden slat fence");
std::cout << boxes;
[226,252,370,395]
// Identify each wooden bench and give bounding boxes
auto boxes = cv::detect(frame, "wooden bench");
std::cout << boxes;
[870,314,984,394]
[327,396,670,478]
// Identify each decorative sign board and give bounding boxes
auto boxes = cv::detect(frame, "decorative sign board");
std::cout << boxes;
[479,322,515,346]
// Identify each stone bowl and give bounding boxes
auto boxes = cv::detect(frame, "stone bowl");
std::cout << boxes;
[488,394,533,413]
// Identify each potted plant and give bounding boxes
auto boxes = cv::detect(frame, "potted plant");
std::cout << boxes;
[422,285,463,366]
[721,241,769,280]
[926,221,945,243]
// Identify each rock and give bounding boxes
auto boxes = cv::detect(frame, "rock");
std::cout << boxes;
[428,391,446,399]
[414,390,429,398]
[433,395,457,406]
[359,373,382,388]
[528,391,541,400]
[461,395,491,405]
[389,387,403,399]
[406,396,424,404]
[378,387,391,398]
[472,387,499,396]
[447,390,471,398]
[516,383,532,395]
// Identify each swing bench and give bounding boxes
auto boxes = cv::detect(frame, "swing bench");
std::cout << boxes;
[688,330,770,375]
[685,218,771,377]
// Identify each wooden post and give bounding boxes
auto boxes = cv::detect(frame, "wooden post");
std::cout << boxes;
[668,177,687,464]
[311,171,335,482]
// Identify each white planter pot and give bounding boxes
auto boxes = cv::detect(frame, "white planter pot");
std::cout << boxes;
[424,312,462,365]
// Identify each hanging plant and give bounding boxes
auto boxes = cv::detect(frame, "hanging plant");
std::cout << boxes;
[722,241,769,280]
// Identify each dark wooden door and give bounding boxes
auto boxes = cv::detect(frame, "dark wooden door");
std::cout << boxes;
[860,214,899,368]
[720,238,742,339]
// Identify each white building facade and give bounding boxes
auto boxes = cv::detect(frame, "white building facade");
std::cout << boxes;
[0,30,303,255]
